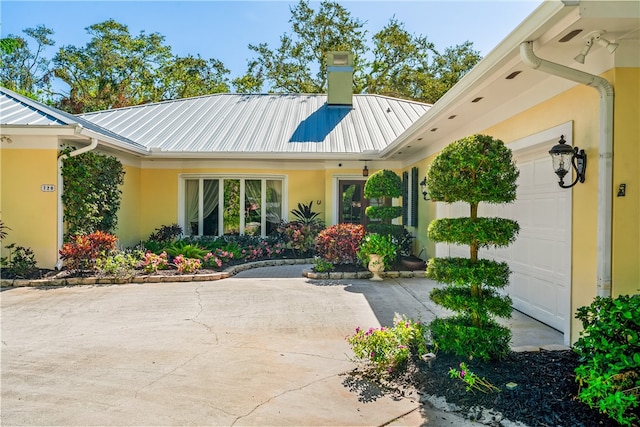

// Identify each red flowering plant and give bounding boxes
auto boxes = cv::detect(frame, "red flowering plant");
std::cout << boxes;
[315,223,365,265]
[59,231,118,272]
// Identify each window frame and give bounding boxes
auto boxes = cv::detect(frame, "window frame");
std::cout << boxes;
[178,173,288,237]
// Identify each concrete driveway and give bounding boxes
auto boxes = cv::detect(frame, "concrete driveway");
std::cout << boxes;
[1,264,562,426]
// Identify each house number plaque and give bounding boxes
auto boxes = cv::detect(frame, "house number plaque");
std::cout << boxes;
[41,184,56,192]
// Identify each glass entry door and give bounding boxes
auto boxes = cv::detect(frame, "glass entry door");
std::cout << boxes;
[338,180,369,226]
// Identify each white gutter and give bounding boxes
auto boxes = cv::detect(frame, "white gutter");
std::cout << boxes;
[55,137,99,269]
[520,40,613,298]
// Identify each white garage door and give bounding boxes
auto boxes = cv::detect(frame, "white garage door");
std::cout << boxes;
[435,143,571,334]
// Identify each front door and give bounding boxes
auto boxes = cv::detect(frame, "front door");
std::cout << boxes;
[338,180,369,226]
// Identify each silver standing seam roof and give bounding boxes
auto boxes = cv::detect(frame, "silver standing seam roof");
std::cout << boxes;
[79,93,431,158]
[0,87,146,151]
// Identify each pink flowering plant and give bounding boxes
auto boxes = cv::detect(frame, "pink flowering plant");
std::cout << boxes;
[139,251,169,273]
[448,362,500,393]
[172,255,201,274]
[241,240,285,262]
[203,252,223,269]
[347,314,430,373]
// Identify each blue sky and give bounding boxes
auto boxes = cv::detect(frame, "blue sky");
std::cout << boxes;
[1,0,542,92]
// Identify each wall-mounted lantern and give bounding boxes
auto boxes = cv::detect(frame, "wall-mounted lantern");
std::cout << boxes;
[549,135,587,188]
[419,177,429,200]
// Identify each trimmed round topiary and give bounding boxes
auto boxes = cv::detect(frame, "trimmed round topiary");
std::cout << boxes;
[428,217,519,248]
[426,134,519,205]
[425,134,519,361]
[430,316,512,361]
[430,286,513,319]
[365,205,403,221]
[364,169,403,199]
[426,257,511,289]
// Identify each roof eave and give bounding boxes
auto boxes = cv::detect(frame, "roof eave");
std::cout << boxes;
[79,128,149,156]
[380,0,573,158]
[145,151,379,160]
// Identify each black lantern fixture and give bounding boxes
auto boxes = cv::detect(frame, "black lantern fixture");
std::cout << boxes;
[419,177,429,200]
[549,135,587,188]
[362,161,369,177]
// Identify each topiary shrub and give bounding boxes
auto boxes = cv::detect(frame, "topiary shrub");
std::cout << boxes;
[425,134,519,360]
[315,223,365,265]
[573,294,640,426]
[364,169,404,261]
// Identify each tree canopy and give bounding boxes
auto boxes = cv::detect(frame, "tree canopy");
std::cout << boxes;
[2,1,482,112]
[234,1,481,103]
[0,25,55,100]
[53,19,230,113]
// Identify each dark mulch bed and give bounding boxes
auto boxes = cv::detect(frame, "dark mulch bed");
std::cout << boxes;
[415,349,620,426]
[347,350,622,426]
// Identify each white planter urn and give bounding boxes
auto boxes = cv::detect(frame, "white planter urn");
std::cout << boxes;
[368,254,385,281]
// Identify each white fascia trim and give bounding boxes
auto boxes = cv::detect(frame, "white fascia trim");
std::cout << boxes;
[79,128,149,156]
[0,125,79,136]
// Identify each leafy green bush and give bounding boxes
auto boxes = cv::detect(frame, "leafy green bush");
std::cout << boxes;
[356,233,398,270]
[367,223,414,256]
[164,241,209,259]
[347,314,430,373]
[1,243,38,278]
[573,295,640,426]
[60,148,125,238]
[95,250,141,278]
[312,257,334,272]
[425,134,519,360]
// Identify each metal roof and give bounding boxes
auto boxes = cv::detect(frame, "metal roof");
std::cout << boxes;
[80,94,431,158]
[0,87,146,151]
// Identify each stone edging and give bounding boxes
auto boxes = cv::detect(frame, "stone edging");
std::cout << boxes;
[1,258,429,288]
[303,269,427,280]
[0,258,317,288]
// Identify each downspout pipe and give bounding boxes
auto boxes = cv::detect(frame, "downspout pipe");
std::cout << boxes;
[520,41,613,298]
[55,138,99,269]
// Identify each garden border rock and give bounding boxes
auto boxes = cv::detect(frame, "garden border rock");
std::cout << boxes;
[1,257,428,287]
[0,258,316,288]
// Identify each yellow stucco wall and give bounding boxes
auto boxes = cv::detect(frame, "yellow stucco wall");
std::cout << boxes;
[610,67,640,296]
[402,159,437,259]
[1,139,59,269]
[116,163,142,248]
[135,166,329,241]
